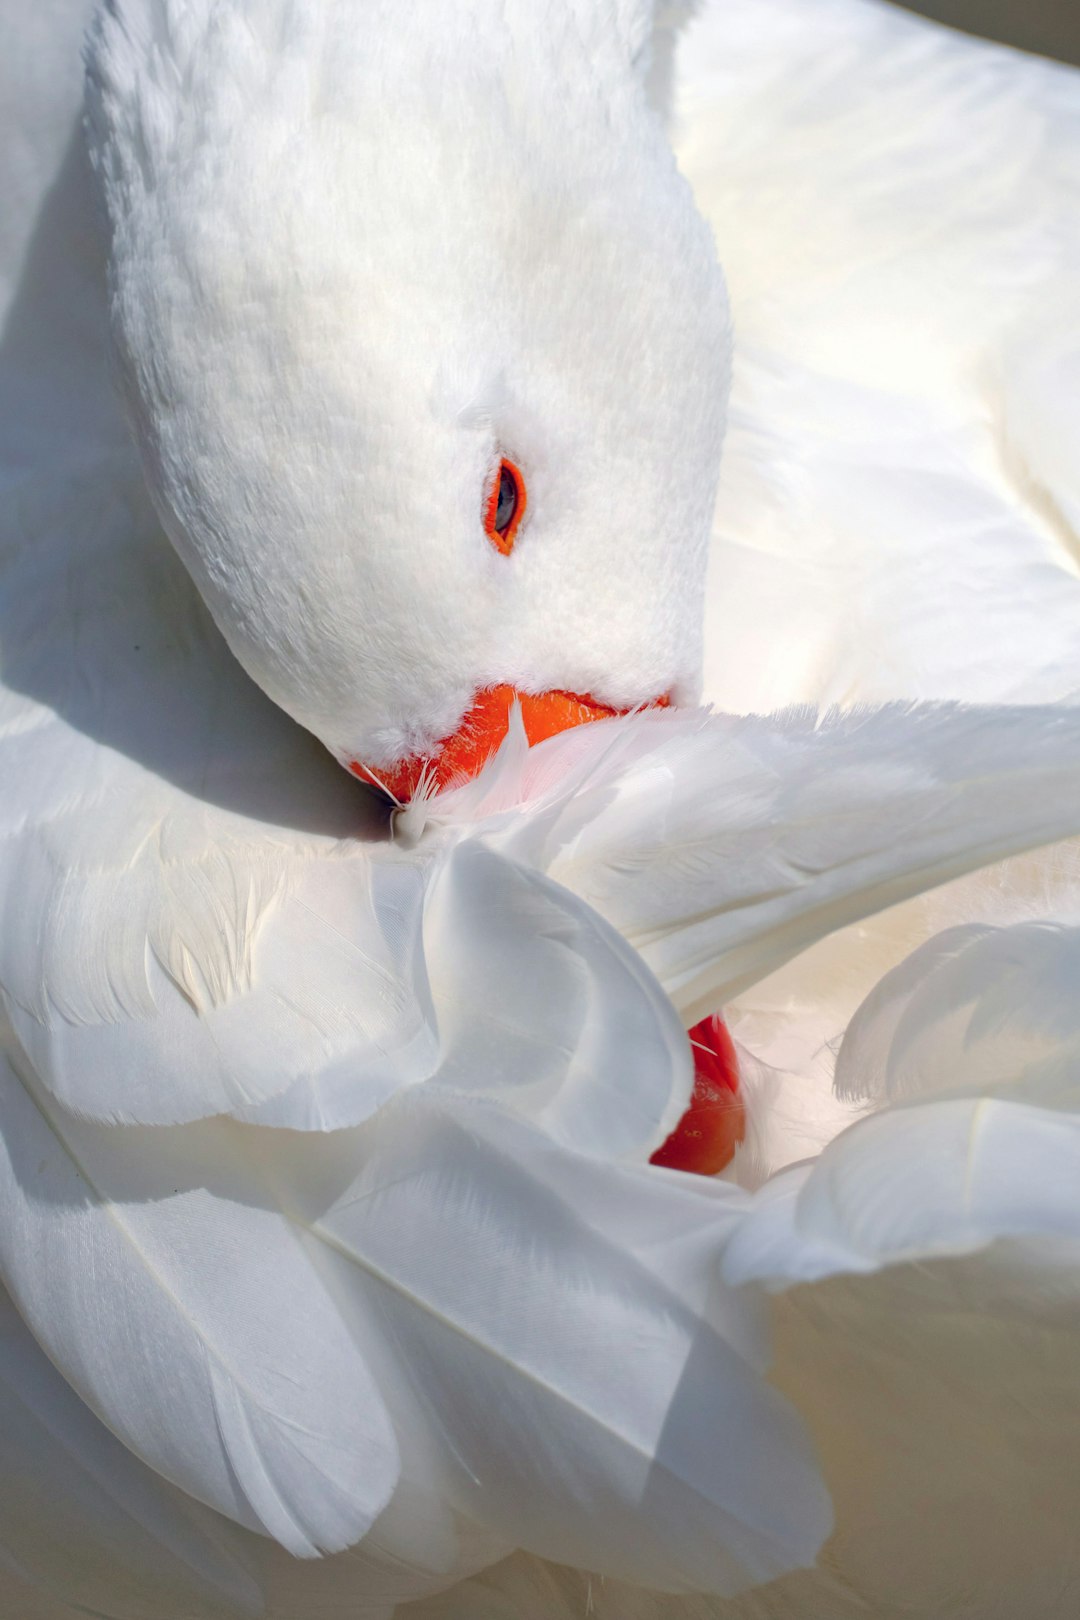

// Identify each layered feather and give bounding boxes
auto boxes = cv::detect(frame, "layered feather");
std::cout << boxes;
[265,1087,831,1594]
[0,1273,511,1620]
[687,0,1080,717]
[0,1282,263,1619]
[415,1219,1080,1620]
[402,1086,1080,1620]
[0,1031,837,1598]
[2,0,1080,1617]
[0,1042,399,1558]
[430,702,1080,1029]
[835,920,1080,1110]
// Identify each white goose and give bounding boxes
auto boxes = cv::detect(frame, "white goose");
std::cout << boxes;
[1,4,1080,1620]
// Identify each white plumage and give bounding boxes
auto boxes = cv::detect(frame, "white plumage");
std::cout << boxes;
[83,0,731,768]
[695,0,1080,716]
[2,1,1080,1618]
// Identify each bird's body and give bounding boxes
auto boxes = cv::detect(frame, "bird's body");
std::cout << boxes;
[2,1,1080,1617]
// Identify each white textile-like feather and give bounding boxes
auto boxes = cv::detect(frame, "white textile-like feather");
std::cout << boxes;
[430,703,1080,1029]
[12,691,1080,1151]
[723,1098,1080,1289]
[0,1272,511,1619]
[268,1088,831,1595]
[0,1038,835,1599]
[413,1219,1080,1620]
[245,838,694,1161]
[688,0,1080,717]
[0,1283,262,1619]
[403,1086,1080,1620]
[835,920,1080,1110]
[0,1044,399,1558]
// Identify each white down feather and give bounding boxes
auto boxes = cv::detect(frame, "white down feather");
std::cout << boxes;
[83,0,731,769]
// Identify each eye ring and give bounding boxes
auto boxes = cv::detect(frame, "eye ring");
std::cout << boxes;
[484,458,526,555]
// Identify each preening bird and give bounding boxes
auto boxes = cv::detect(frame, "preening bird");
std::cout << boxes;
[1,0,1080,1618]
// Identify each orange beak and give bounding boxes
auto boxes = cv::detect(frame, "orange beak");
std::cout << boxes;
[350,684,670,803]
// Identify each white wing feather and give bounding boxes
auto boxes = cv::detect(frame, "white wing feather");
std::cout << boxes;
[836,920,1080,1110]
[0,1044,399,1558]
[0,1040,834,1600]
[683,0,1080,717]
[723,1098,1080,1290]
[0,1283,263,1619]
[245,839,694,1160]
[271,1087,831,1596]
[442,704,1080,1028]
[408,1091,1080,1620]
[423,1228,1080,1620]
[0,1270,508,1620]
[421,842,693,1157]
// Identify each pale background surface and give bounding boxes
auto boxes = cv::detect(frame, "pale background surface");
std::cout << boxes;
[895,0,1080,64]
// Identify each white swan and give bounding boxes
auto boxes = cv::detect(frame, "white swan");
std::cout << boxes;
[1,2,1080,1619]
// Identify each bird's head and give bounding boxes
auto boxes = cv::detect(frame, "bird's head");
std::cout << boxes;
[87,0,730,799]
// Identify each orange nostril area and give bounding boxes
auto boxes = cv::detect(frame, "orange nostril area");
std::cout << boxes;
[350,685,670,803]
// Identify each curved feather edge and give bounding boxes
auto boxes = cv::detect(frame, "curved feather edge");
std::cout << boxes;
[444,702,1080,1027]
[0,1282,264,1619]
[240,838,694,1159]
[721,1096,1080,1291]
[835,919,1080,1110]
[0,1042,399,1558]
[0,1291,508,1620]
[271,1086,833,1596]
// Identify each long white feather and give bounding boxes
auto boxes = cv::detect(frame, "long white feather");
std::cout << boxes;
[0,1281,506,1620]
[723,1098,1080,1290]
[835,920,1080,1111]
[0,1043,399,1558]
[429,703,1080,1027]
[271,1086,831,1596]
[686,0,1080,718]
[244,838,693,1159]
[408,1091,1080,1620]
[0,1283,263,1619]
[421,841,693,1157]
[415,1221,1080,1620]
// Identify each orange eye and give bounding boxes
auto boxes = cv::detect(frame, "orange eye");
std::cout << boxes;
[484,459,526,555]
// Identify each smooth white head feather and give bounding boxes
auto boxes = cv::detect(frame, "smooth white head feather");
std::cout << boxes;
[85,0,731,770]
